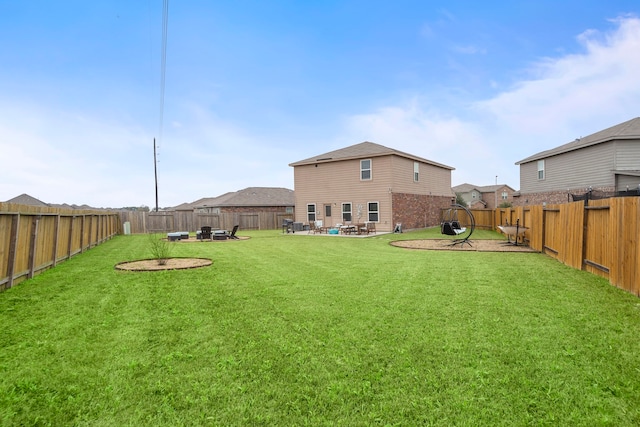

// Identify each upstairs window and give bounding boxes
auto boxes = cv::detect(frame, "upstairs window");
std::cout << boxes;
[414,162,419,182]
[360,159,371,180]
[502,191,508,200]
[537,160,545,180]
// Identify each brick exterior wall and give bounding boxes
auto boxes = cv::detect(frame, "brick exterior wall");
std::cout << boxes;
[513,186,615,206]
[392,192,453,229]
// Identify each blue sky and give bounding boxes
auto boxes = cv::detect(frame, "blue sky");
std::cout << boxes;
[1,1,639,208]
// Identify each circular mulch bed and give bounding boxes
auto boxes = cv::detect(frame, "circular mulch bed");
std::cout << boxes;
[115,257,213,271]
[390,239,536,252]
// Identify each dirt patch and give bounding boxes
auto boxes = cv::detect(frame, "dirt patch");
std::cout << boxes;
[390,239,536,252]
[115,257,213,271]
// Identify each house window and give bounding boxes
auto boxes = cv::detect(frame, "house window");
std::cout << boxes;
[342,203,352,222]
[414,162,419,182]
[502,191,508,200]
[472,191,478,199]
[360,159,371,180]
[537,160,545,180]
[368,202,379,222]
[307,204,316,222]
[325,204,331,218]
[285,206,293,214]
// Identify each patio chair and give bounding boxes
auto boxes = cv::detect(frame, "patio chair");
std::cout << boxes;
[360,222,376,234]
[228,225,239,240]
[314,220,326,234]
[200,226,212,240]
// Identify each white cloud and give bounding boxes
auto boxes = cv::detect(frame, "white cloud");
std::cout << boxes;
[341,16,640,189]
[0,101,152,207]
[477,16,640,135]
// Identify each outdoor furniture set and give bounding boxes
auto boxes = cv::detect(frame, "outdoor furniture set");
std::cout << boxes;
[167,231,189,241]
[191,225,240,240]
[308,221,376,235]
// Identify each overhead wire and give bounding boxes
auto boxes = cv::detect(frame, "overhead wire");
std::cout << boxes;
[158,0,169,147]
[154,0,169,211]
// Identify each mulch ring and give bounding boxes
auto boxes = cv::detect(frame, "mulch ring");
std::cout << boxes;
[115,257,213,271]
[390,239,537,252]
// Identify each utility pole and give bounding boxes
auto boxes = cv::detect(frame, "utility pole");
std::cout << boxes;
[154,138,159,212]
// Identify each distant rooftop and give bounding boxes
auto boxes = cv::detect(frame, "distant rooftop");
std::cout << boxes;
[516,117,640,165]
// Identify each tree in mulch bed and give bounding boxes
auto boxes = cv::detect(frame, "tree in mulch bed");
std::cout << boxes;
[148,233,174,265]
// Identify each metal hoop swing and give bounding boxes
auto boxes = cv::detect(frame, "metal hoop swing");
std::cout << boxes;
[440,203,475,246]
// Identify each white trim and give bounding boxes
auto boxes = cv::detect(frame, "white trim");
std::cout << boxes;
[360,159,372,180]
[341,202,352,222]
[367,201,379,222]
[537,160,545,180]
[306,203,316,222]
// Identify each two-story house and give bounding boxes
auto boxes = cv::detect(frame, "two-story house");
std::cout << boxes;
[452,183,517,209]
[289,142,454,232]
[515,117,640,205]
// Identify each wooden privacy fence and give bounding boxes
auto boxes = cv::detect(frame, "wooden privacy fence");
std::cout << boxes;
[445,208,495,230]
[495,198,640,296]
[3,200,638,296]
[0,203,119,291]
[118,211,293,234]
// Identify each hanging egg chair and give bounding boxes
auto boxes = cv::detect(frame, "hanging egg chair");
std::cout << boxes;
[440,203,475,246]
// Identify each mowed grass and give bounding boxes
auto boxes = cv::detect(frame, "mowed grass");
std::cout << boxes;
[1,229,640,426]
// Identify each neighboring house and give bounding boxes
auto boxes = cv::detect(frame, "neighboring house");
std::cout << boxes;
[5,193,50,207]
[4,194,105,210]
[288,141,455,232]
[188,187,295,214]
[515,117,640,205]
[453,183,517,209]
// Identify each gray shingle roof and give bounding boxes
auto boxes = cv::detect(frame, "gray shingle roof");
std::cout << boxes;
[5,193,50,206]
[516,117,640,165]
[193,187,294,208]
[289,141,454,170]
[452,183,515,193]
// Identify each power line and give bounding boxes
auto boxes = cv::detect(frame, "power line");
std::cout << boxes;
[155,0,169,212]
[159,0,169,141]
[153,0,169,212]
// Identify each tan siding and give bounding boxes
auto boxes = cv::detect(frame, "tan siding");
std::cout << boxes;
[293,152,453,232]
[293,159,394,230]
[390,156,452,196]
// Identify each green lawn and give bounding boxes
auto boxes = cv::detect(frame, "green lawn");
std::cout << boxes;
[1,229,639,426]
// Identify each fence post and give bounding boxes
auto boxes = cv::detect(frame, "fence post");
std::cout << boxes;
[27,215,40,279]
[80,215,86,253]
[52,214,60,267]
[6,214,20,289]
